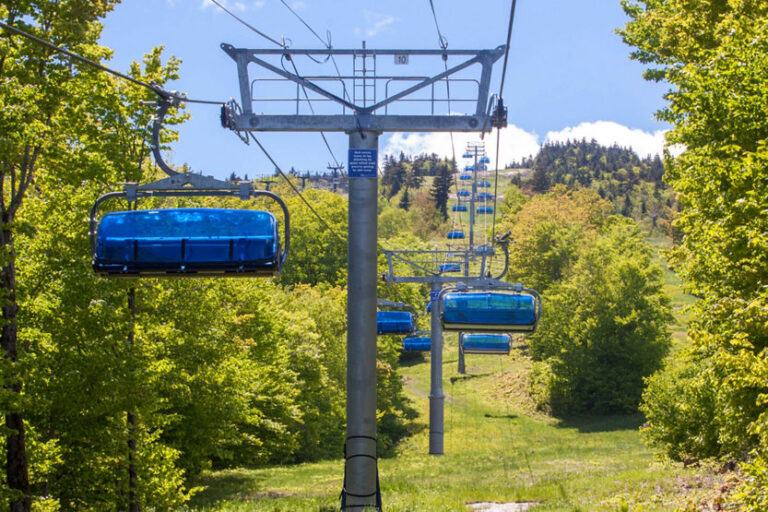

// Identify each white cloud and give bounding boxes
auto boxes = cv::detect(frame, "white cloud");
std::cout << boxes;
[382,121,675,164]
[383,126,540,166]
[291,1,306,10]
[363,11,397,37]
[544,121,668,158]
[254,1,265,7]
[200,0,246,11]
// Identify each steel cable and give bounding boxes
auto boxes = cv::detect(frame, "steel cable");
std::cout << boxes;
[0,21,223,105]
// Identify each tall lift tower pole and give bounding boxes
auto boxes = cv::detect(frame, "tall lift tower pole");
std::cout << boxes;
[221,43,505,511]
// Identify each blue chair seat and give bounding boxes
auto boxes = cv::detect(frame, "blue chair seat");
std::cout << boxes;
[462,334,510,354]
[477,206,494,214]
[94,208,279,276]
[377,311,414,335]
[403,336,431,352]
[439,264,461,273]
[442,292,537,332]
[446,231,465,240]
[459,174,473,180]
[452,205,468,212]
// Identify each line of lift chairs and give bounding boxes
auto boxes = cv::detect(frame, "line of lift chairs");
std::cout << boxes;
[90,100,540,364]
[377,289,540,357]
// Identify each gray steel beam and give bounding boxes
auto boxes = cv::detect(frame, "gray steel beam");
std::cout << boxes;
[231,114,489,132]
[221,44,505,58]
[344,131,380,510]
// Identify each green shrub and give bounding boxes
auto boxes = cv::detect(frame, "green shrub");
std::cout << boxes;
[639,351,721,460]
[530,217,671,415]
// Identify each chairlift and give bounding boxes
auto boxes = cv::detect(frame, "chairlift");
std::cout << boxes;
[476,206,493,214]
[441,286,541,332]
[464,166,474,171]
[478,180,492,188]
[477,192,494,201]
[452,204,468,212]
[462,153,472,159]
[439,263,461,273]
[457,190,471,198]
[377,311,414,335]
[91,96,289,278]
[459,174,473,180]
[446,231,465,240]
[403,332,431,352]
[376,299,417,335]
[480,157,490,164]
[461,333,510,354]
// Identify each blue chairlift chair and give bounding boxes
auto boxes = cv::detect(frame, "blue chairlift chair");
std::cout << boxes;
[376,311,414,335]
[91,97,290,279]
[402,332,431,352]
[461,333,510,354]
[442,289,541,332]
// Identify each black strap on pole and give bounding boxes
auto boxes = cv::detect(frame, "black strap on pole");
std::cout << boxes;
[339,435,382,510]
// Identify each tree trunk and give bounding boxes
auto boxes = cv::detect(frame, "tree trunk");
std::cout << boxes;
[1,225,31,512]
[127,287,139,512]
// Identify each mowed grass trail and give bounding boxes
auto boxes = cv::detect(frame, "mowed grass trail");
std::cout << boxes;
[190,238,711,511]
[191,345,713,511]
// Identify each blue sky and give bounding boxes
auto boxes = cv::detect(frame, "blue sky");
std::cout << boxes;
[100,0,670,180]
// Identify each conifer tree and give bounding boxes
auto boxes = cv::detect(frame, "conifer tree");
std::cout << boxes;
[430,160,454,220]
[398,187,411,211]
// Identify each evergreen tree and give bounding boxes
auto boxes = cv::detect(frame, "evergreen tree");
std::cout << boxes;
[430,161,454,220]
[531,166,550,193]
[398,187,411,211]
[621,193,633,217]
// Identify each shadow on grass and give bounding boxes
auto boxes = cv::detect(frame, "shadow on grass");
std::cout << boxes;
[554,413,645,433]
[484,413,518,420]
[189,469,274,506]
[399,352,427,367]
[450,373,492,384]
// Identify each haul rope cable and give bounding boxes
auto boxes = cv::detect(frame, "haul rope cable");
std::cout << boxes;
[490,0,519,273]
[0,20,222,106]
[212,0,344,170]
[278,0,351,104]
[426,0,465,270]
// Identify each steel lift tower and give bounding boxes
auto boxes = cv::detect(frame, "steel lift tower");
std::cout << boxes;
[221,43,506,511]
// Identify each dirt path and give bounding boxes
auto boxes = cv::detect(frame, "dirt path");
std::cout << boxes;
[468,502,537,511]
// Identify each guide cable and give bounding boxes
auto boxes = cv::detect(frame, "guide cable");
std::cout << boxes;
[0,20,223,105]
[244,132,346,245]
[212,1,344,171]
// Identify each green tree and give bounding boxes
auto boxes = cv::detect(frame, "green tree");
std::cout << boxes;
[622,2,768,500]
[530,217,672,414]
[503,187,612,292]
[275,188,347,287]
[429,160,454,220]
[0,3,141,508]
